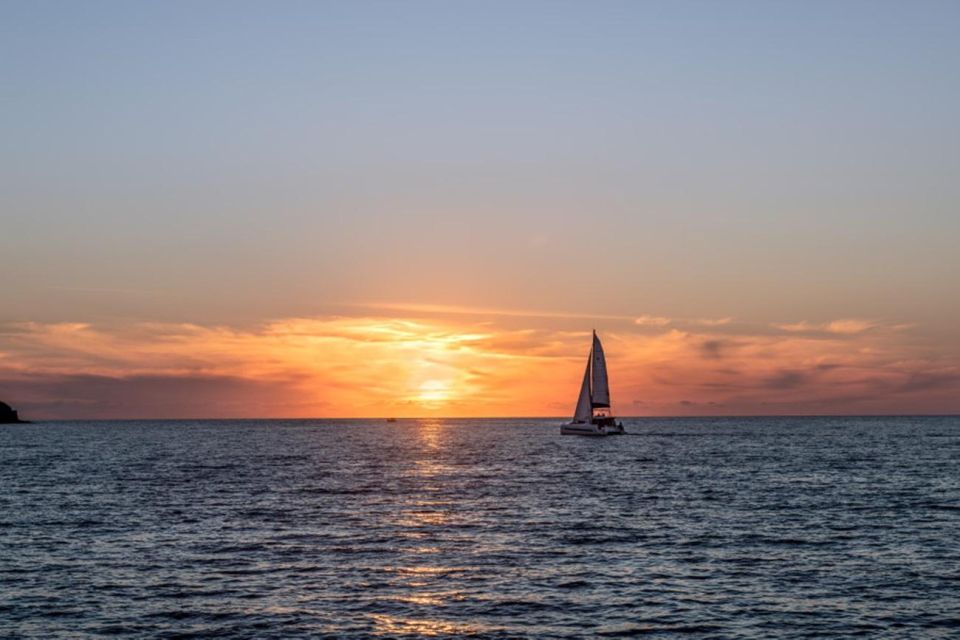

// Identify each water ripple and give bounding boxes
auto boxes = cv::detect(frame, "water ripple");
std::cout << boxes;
[1,416,958,638]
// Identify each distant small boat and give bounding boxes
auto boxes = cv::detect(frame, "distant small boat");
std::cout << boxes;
[386,418,397,423]
[561,331,624,436]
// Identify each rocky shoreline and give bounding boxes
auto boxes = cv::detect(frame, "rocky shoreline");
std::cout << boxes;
[0,401,28,424]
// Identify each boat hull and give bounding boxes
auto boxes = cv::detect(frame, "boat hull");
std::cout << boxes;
[561,422,606,436]
[560,421,625,436]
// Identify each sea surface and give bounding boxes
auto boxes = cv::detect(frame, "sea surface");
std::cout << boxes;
[1,417,958,638]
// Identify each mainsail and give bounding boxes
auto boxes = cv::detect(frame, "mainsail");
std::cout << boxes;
[591,331,610,408]
[573,355,592,423]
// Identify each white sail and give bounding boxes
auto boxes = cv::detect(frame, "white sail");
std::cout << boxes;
[573,355,592,423]
[591,331,610,408]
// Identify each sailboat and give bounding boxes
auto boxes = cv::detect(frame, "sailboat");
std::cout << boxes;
[561,331,625,436]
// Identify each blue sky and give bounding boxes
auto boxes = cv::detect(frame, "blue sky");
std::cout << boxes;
[2,1,959,417]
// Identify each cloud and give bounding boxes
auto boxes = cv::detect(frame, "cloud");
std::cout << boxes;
[761,370,808,390]
[825,319,877,334]
[0,372,321,420]
[774,321,815,332]
[634,315,672,326]
[0,317,597,419]
[676,399,722,408]
[609,323,959,415]
[896,370,960,394]
[348,301,633,322]
[634,315,732,328]
[773,319,878,334]
[0,312,957,419]
[699,339,741,360]
[692,317,733,327]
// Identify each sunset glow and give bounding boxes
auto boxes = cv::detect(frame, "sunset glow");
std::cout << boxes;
[1,309,956,419]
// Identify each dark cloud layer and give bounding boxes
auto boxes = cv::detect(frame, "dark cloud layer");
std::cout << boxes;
[762,370,808,390]
[0,373,320,420]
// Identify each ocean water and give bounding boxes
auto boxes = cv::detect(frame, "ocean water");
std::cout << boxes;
[1,417,958,638]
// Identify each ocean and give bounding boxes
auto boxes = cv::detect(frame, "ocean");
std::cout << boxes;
[1,417,957,638]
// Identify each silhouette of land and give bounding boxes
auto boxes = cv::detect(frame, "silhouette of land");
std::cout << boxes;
[0,401,28,423]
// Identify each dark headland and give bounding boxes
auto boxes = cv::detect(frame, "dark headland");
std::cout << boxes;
[0,401,29,423]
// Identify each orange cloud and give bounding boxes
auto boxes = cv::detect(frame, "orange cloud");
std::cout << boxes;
[349,301,632,322]
[0,313,957,419]
[773,318,879,334]
[634,316,733,328]
[634,315,672,326]
[0,318,583,419]
[692,317,734,327]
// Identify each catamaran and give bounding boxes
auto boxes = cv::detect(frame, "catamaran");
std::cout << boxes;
[561,330,625,436]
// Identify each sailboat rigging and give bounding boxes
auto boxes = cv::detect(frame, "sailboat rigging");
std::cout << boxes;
[561,331,625,436]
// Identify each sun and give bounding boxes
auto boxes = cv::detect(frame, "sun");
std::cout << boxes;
[415,379,452,404]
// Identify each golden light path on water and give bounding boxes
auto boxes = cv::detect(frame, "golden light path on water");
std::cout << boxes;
[369,419,495,637]
[370,613,501,638]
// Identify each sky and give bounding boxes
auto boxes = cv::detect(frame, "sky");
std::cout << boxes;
[2,1,959,419]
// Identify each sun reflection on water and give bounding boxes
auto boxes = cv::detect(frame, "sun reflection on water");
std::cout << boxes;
[369,418,477,635]
[416,418,444,451]
[388,593,446,606]
[371,613,500,637]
